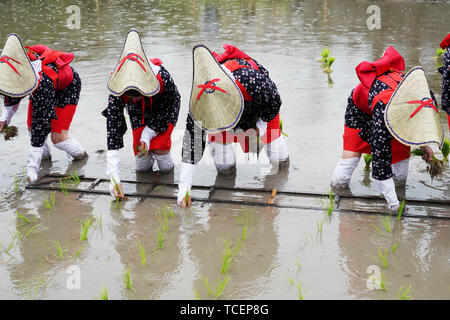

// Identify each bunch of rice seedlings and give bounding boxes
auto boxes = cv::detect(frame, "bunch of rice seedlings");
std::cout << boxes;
[410,148,444,181]
[93,214,102,228]
[397,284,412,300]
[326,191,335,216]
[123,266,134,291]
[397,200,406,220]
[157,228,164,249]
[442,138,450,163]
[59,179,69,195]
[378,247,389,268]
[201,275,230,300]
[379,272,388,291]
[296,280,305,300]
[391,241,399,254]
[316,218,325,234]
[79,218,91,241]
[185,190,189,207]
[46,240,68,260]
[296,259,302,273]
[70,171,81,185]
[43,192,56,211]
[2,125,18,140]
[317,48,335,74]
[14,177,19,193]
[381,214,392,233]
[137,240,146,266]
[17,211,31,224]
[435,48,445,69]
[220,239,238,275]
[363,154,372,173]
[193,288,200,300]
[98,286,108,300]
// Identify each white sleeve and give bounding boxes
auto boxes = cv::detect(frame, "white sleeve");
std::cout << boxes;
[256,118,268,138]
[106,150,121,195]
[376,177,399,210]
[177,162,197,205]
[140,126,157,148]
[0,102,20,125]
[27,146,44,182]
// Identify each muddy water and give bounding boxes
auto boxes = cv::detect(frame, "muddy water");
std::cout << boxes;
[0,0,449,299]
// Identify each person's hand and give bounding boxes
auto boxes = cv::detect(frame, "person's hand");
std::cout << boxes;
[180,195,192,208]
[419,146,433,162]
[113,182,125,200]
[139,141,149,153]
[0,121,6,132]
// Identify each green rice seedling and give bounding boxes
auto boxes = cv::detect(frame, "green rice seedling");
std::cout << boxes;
[123,266,134,291]
[14,176,19,193]
[326,191,335,216]
[285,276,294,285]
[318,48,335,74]
[397,284,412,300]
[220,239,237,275]
[73,244,84,260]
[201,276,213,296]
[137,240,146,266]
[17,212,31,224]
[214,274,230,299]
[297,280,305,300]
[59,179,69,195]
[316,218,325,234]
[391,241,399,254]
[46,240,68,260]
[240,224,248,241]
[70,171,81,186]
[435,48,445,69]
[379,272,388,291]
[279,118,288,137]
[93,214,102,228]
[21,225,38,240]
[43,192,56,211]
[370,223,384,236]
[79,218,91,241]
[157,211,169,233]
[442,138,449,163]
[2,125,18,140]
[157,228,164,249]
[381,214,392,233]
[410,148,444,181]
[378,247,389,268]
[194,288,200,300]
[98,286,108,300]
[4,240,14,254]
[363,154,372,173]
[397,200,406,220]
[185,190,189,207]
[296,259,302,273]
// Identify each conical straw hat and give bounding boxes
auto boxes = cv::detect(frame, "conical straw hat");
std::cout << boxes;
[384,67,444,148]
[189,44,244,133]
[0,33,38,98]
[107,29,159,97]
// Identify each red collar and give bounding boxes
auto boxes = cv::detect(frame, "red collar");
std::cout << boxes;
[440,33,450,50]
[212,44,253,63]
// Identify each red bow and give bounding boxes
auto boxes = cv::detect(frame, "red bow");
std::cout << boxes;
[197,78,229,100]
[408,99,438,119]
[440,33,450,50]
[0,56,22,75]
[117,53,147,73]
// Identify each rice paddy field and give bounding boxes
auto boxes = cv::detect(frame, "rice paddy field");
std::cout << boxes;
[0,0,449,300]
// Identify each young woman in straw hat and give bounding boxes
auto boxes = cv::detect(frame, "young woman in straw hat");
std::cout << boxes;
[103,30,180,200]
[439,32,450,133]
[0,34,87,183]
[177,44,289,207]
[331,47,443,211]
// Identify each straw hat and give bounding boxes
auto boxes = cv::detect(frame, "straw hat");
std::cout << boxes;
[107,29,159,97]
[189,44,244,133]
[384,67,444,148]
[0,33,38,98]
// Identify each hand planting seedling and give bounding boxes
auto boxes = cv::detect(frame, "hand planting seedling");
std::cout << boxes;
[136,142,150,158]
[363,154,372,173]
[410,148,444,181]
[2,125,18,140]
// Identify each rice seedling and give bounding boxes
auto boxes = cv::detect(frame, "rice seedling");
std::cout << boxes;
[14,177,19,193]
[4,240,14,254]
[326,191,335,216]
[286,276,294,285]
[410,148,444,181]
[442,138,449,163]
[397,200,406,220]
[194,288,200,300]
[157,228,164,249]
[137,240,146,266]
[397,284,412,300]
[220,239,238,275]
[391,241,399,254]
[296,259,302,273]
[240,224,248,241]
[17,212,31,224]
[73,244,84,260]
[20,225,38,240]
[46,240,68,260]
[379,271,388,291]
[363,154,372,173]
[378,247,389,268]
[70,171,81,186]
[296,280,305,300]
[43,191,56,211]
[435,47,445,69]
[59,179,69,195]
[123,266,134,291]
[2,125,18,140]
[236,208,255,226]
[279,118,288,137]
[98,286,108,300]
[79,218,91,241]
[201,275,230,299]
[381,214,392,233]
[317,48,335,74]
[316,218,325,234]
[185,190,189,207]
[157,211,169,233]
[93,214,102,228]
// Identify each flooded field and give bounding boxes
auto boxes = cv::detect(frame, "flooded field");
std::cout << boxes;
[0,0,449,300]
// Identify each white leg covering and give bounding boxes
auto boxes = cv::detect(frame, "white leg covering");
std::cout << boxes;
[152,152,174,173]
[135,154,154,172]
[177,162,196,205]
[27,146,44,182]
[209,141,236,174]
[376,177,400,211]
[331,157,360,188]
[266,136,289,163]
[392,158,409,187]
[54,138,87,160]
[29,131,51,160]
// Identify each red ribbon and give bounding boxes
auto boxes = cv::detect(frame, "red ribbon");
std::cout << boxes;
[117,53,147,73]
[408,99,438,119]
[197,78,229,100]
[0,56,22,75]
